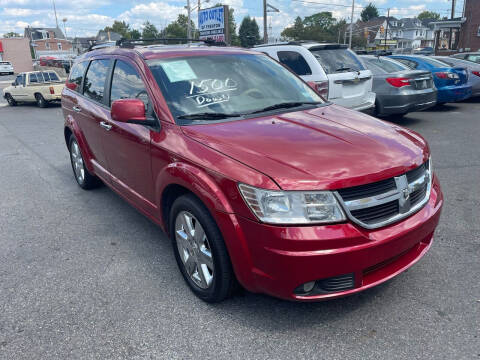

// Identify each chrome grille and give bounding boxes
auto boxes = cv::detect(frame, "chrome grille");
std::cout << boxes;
[336,160,432,229]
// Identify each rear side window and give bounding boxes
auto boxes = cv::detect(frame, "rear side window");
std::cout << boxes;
[29,73,39,83]
[109,60,148,106]
[83,60,110,103]
[67,61,88,92]
[277,51,312,76]
[47,71,60,82]
[310,48,364,74]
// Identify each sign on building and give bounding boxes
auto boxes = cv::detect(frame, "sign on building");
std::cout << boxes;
[198,5,229,43]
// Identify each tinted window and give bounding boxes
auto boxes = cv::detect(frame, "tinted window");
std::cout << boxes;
[277,51,312,76]
[310,48,365,74]
[29,73,38,83]
[83,60,110,103]
[67,62,88,92]
[110,60,148,106]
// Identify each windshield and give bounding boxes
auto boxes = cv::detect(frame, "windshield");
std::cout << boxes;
[310,48,365,74]
[420,57,451,68]
[148,54,323,123]
[364,58,408,73]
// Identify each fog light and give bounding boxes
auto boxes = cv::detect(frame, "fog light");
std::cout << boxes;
[294,281,316,295]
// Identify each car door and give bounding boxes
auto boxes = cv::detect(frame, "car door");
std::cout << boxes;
[10,74,27,101]
[73,59,112,178]
[101,58,155,211]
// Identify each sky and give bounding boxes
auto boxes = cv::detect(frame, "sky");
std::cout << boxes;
[0,0,462,39]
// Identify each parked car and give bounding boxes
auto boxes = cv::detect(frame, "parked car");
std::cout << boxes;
[62,44,442,303]
[389,55,472,104]
[413,47,434,56]
[433,56,480,97]
[0,61,14,75]
[2,70,64,107]
[360,55,437,116]
[254,42,376,111]
[451,52,480,64]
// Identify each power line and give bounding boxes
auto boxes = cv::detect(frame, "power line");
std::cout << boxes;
[290,0,452,13]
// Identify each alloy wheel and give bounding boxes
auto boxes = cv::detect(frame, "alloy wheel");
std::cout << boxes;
[175,211,214,289]
[70,140,85,183]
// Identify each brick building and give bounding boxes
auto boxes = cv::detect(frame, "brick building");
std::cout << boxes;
[458,0,480,51]
[0,37,33,73]
[24,27,74,58]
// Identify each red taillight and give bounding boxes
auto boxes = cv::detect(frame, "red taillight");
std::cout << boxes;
[314,80,329,99]
[386,77,411,87]
[434,72,448,79]
[472,71,480,77]
[49,86,55,94]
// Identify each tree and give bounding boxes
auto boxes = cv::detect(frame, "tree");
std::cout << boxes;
[281,17,304,40]
[417,11,441,21]
[103,21,132,39]
[281,12,340,43]
[360,3,379,22]
[228,7,240,46]
[164,14,196,39]
[238,16,260,47]
[3,32,21,38]
[130,29,141,40]
[142,21,159,39]
[303,12,335,29]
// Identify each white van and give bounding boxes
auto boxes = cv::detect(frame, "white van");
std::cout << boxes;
[0,61,14,75]
[255,42,375,111]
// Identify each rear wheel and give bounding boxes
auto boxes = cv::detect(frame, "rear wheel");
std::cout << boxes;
[5,94,16,106]
[170,194,236,302]
[68,135,102,190]
[35,93,47,108]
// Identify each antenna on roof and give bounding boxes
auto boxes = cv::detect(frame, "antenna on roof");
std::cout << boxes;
[52,0,59,28]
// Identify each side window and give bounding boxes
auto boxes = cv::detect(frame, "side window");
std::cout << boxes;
[277,51,312,76]
[67,61,88,93]
[48,71,60,82]
[15,75,22,86]
[83,59,110,103]
[29,73,38,83]
[109,60,149,107]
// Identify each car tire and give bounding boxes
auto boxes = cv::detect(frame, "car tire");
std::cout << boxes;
[35,93,48,108]
[170,194,236,303]
[68,135,102,190]
[5,94,17,106]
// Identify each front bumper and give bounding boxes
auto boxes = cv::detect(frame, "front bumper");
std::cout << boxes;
[437,84,472,103]
[217,175,443,301]
[377,90,437,116]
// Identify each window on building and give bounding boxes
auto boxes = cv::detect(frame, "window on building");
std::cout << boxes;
[45,42,50,49]
[58,43,62,50]
[277,51,312,76]
[477,26,480,37]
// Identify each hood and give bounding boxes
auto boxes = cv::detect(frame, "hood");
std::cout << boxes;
[181,104,429,191]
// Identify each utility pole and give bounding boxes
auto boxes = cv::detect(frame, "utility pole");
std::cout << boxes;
[449,0,456,49]
[187,0,191,39]
[52,0,59,28]
[348,0,354,49]
[263,0,268,44]
[384,8,390,50]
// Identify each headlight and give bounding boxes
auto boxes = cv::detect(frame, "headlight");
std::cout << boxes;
[238,184,346,225]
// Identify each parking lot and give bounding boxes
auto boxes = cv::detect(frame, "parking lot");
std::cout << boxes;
[0,84,479,359]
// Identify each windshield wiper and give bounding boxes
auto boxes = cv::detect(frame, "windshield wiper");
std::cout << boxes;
[177,112,243,120]
[335,67,354,72]
[247,102,322,115]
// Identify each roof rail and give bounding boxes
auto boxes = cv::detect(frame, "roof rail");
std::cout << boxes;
[116,38,227,48]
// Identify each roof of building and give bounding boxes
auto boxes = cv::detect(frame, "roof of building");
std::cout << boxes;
[25,27,66,40]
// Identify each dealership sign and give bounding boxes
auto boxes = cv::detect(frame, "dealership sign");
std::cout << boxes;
[198,5,229,42]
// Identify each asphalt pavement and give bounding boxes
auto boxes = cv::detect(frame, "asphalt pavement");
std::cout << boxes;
[0,90,479,359]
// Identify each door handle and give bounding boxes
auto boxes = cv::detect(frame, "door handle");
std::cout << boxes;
[72,105,81,112]
[100,121,112,131]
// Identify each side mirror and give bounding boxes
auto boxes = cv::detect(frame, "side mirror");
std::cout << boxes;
[111,99,156,126]
[11,82,16,86]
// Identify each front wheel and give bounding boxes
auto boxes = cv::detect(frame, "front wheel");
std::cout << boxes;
[170,194,236,302]
[35,93,47,108]
[5,94,17,106]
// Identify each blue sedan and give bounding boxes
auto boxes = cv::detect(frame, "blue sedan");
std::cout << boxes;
[388,55,472,104]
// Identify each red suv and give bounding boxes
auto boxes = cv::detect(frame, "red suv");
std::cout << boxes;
[62,43,443,302]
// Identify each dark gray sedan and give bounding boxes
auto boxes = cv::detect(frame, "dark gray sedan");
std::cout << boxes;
[360,55,437,117]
